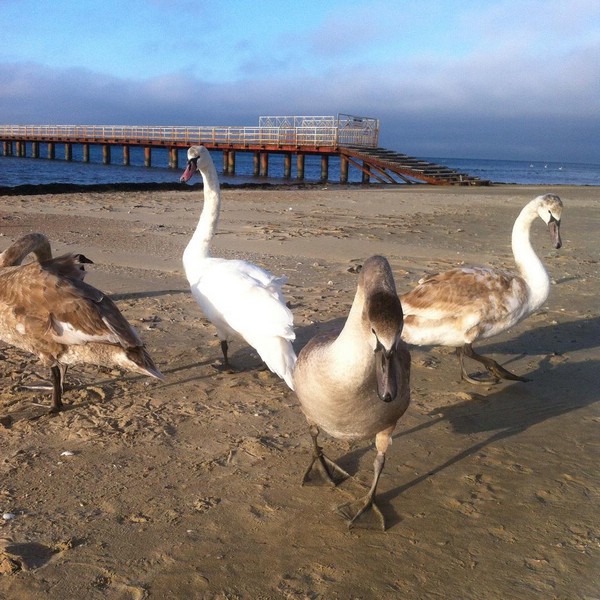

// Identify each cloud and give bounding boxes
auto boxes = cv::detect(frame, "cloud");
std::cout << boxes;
[1,43,598,163]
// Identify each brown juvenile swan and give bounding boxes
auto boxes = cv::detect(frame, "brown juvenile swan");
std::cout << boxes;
[293,255,411,530]
[400,194,563,384]
[0,234,162,413]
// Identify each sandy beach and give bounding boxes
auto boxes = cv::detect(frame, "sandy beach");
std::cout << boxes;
[0,183,598,599]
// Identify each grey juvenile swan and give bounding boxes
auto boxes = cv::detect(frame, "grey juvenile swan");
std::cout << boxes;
[400,193,563,384]
[293,255,411,530]
[0,233,162,413]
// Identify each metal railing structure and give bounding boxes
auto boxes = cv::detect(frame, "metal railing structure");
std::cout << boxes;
[0,114,379,150]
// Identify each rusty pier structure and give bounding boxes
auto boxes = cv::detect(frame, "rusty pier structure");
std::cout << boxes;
[0,115,489,185]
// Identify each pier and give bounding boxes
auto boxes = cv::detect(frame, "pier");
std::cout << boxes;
[0,115,489,185]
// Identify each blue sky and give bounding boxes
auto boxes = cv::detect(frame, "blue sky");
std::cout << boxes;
[1,0,599,162]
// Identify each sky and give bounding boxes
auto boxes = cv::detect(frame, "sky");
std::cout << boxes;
[1,0,599,162]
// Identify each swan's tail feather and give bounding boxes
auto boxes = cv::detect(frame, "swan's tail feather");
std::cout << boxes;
[255,337,297,391]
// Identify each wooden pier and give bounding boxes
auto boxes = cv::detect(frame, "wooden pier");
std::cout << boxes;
[0,115,489,185]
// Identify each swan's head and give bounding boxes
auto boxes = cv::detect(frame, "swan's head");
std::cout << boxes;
[361,256,404,403]
[536,194,563,249]
[180,145,211,183]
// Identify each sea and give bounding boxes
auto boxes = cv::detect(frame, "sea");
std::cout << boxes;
[0,145,598,188]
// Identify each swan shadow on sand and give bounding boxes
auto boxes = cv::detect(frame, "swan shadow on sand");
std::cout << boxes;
[372,356,599,528]
[109,288,189,302]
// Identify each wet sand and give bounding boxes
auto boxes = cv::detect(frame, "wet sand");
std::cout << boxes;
[0,184,598,599]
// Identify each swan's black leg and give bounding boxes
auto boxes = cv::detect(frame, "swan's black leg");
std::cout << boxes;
[49,365,64,413]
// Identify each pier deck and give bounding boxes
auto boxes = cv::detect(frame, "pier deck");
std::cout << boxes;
[0,115,489,185]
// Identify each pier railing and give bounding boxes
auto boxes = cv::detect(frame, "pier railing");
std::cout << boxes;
[0,114,379,149]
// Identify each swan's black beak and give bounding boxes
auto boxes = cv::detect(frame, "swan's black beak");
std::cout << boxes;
[548,217,562,249]
[375,343,398,403]
[180,158,198,183]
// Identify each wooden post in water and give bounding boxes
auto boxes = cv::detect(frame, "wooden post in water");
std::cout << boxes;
[82,144,90,162]
[65,143,72,161]
[362,163,371,183]
[222,150,228,174]
[32,141,39,158]
[320,154,329,181]
[297,154,305,180]
[103,144,111,165]
[47,143,55,159]
[253,152,260,176]
[284,152,292,178]
[227,150,235,175]
[169,147,178,169]
[123,145,130,166]
[2,142,12,156]
[144,147,151,167]
[260,152,269,177]
[340,155,349,183]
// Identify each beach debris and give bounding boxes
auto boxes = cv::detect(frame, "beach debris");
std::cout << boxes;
[60,451,75,457]
[2,513,16,521]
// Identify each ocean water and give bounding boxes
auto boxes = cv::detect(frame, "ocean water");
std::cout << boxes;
[0,144,598,188]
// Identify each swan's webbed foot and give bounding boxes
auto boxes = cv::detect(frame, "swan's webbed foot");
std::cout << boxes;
[486,361,530,383]
[337,494,386,531]
[302,452,350,487]
[302,424,350,486]
[458,344,529,385]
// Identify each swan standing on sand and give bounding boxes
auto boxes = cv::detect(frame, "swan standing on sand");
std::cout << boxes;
[180,145,296,389]
[0,233,162,413]
[400,193,563,384]
[293,255,411,530]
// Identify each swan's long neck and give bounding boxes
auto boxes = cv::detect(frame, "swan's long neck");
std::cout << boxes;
[0,233,52,267]
[511,202,549,310]
[183,158,221,270]
[333,285,373,373]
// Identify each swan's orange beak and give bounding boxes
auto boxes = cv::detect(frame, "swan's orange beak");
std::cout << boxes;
[180,158,198,183]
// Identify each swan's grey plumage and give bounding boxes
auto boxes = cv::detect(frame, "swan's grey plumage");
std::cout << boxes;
[180,145,296,389]
[400,193,563,383]
[0,234,162,412]
[293,255,411,529]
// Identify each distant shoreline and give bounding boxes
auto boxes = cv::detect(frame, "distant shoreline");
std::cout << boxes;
[2,180,599,196]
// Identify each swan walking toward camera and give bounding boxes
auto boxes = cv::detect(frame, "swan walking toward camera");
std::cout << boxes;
[293,255,411,530]
[0,235,162,413]
[400,194,563,384]
[180,145,296,389]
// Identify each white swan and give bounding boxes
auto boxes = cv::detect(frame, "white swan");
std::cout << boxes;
[0,234,163,413]
[180,145,296,389]
[293,255,411,530]
[400,193,563,384]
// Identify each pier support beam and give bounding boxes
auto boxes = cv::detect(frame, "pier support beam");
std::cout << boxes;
[296,154,305,180]
[123,145,130,166]
[253,152,260,176]
[3,141,12,156]
[169,147,178,169]
[283,152,292,178]
[103,144,111,165]
[260,152,269,177]
[362,163,371,183]
[83,144,90,162]
[144,147,151,167]
[340,156,349,183]
[227,150,235,175]
[47,143,55,159]
[32,142,39,158]
[65,143,73,161]
[222,150,228,174]
[320,154,329,181]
